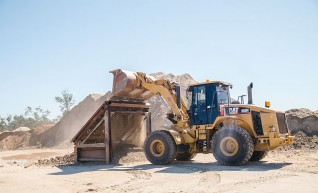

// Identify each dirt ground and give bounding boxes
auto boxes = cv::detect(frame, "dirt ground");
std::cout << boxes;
[0,148,317,193]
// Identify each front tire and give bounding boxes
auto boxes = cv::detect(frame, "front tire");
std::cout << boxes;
[144,130,177,165]
[212,125,254,166]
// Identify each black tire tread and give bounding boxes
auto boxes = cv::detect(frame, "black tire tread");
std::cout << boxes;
[176,152,197,161]
[144,130,177,165]
[249,151,268,161]
[212,125,254,166]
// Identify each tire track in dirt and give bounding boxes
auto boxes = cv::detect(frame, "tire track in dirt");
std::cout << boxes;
[174,164,221,186]
[198,172,221,185]
[102,165,212,193]
[102,169,152,192]
[214,173,297,193]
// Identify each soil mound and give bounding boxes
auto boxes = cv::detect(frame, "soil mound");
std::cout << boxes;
[0,131,31,150]
[0,124,54,150]
[278,131,318,151]
[286,108,318,136]
[290,131,318,150]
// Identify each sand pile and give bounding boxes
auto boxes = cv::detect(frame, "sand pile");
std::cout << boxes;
[37,92,111,147]
[117,149,147,164]
[0,131,31,150]
[0,124,55,150]
[0,92,111,150]
[13,127,31,132]
[286,108,318,136]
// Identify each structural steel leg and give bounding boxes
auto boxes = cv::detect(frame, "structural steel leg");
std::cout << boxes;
[104,110,111,164]
[146,112,152,135]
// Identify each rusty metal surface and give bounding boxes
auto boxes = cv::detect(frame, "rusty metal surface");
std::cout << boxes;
[72,101,150,143]
[78,148,106,160]
[110,69,155,101]
[72,100,152,164]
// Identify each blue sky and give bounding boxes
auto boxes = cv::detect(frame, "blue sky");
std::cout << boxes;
[0,0,317,118]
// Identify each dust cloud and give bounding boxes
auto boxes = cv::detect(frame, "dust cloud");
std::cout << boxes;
[110,113,147,163]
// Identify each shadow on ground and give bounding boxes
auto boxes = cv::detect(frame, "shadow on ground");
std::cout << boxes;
[49,160,292,176]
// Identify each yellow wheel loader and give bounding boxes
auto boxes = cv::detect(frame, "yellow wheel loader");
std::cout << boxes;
[110,69,294,166]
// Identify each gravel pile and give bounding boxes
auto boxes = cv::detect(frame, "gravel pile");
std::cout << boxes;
[290,131,318,150]
[278,131,318,151]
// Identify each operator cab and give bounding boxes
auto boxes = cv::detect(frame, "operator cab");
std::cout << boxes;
[187,81,232,126]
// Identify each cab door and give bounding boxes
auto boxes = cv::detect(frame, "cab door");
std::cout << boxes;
[191,85,207,125]
[206,84,218,124]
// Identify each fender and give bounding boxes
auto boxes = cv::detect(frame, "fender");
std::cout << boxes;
[159,126,185,145]
[210,116,255,136]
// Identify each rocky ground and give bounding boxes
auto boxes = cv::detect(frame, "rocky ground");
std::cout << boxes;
[0,148,317,193]
[0,130,317,193]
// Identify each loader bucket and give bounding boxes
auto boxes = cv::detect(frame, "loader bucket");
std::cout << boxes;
[110,69,155,101]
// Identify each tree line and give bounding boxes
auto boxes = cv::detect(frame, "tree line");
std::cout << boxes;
[0,90,75,132]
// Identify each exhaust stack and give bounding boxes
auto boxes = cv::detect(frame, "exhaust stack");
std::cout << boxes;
[247,82,253,105]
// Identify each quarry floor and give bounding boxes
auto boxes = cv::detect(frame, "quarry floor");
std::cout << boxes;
[0,148,317,193]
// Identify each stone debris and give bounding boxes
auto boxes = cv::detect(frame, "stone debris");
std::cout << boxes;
[33,153,75,167]
[289,131,318,150]
[277,131,318,151]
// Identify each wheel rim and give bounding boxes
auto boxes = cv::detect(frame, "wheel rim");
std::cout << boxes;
[220,136,239,157]
[150,139,165,157]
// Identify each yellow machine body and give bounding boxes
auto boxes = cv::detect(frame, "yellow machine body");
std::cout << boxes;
[110,69,294,157]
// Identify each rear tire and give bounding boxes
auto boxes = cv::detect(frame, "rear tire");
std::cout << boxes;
[176,144,196,161]
[212,125,254,166]
[144,130,177,165]
[249,151,268,161]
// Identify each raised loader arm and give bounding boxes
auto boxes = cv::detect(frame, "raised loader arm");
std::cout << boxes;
[110,69,189,126]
